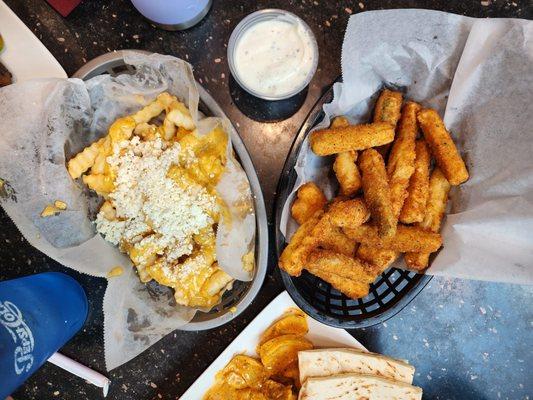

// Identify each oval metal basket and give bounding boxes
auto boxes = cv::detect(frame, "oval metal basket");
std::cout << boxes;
[74,50,268,331]
[275,79,432,329]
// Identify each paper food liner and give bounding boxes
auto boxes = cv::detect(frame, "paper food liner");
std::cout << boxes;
[280,10,533,285]
[0,52,255,369]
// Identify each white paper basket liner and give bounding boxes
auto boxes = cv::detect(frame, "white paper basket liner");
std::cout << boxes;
[280,10,533,285]
[0,52,255,370]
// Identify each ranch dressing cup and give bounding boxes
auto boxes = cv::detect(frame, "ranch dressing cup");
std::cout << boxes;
[228,10,319,101]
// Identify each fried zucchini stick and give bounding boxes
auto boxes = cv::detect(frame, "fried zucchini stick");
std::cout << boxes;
[331,116,349,128]
[344,224,442,253]
[399,140,431,224]
[313,214,358,257]
[373,89,403,157]
[331,117,362,196]
[291,182,327,225]
[326,198,370,229]
[417,108,469,185]
[356,245,399,276]
[374,89,403,126]
[387,102,420,219]
[359,149,397,239]
[310,122,394,156]
[333,151,362,196]
[280,204,359,276]
[279,211,323,276]
[405,168,451,270]
[306,250,376,299]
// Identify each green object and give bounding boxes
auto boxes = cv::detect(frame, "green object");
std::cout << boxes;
[0,33,4,52]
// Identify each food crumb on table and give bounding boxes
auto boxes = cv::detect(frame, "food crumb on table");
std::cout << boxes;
[106,266,123,278]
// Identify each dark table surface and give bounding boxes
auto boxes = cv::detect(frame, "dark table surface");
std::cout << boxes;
[1,0,532,399]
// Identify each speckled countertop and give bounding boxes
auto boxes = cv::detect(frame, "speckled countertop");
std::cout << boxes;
[1,0,532,399]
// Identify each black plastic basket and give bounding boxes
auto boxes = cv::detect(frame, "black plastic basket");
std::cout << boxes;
[274,79,432,329]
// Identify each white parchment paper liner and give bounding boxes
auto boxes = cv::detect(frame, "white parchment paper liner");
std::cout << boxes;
[0,52,255,369]
[280,10,533,285]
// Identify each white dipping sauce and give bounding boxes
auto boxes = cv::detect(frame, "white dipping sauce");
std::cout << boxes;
[233,16,316,98]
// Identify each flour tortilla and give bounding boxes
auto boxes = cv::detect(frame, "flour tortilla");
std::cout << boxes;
[298,373,422,400]
[298,348,414,384]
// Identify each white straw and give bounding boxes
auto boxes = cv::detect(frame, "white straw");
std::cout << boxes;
[47,353,111,397]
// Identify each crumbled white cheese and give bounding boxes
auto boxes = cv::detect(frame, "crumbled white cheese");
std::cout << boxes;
[95,213,125,245]
[95,137,218,265]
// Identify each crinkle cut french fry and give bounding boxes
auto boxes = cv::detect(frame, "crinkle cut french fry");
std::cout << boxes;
[134,122,159,140]
[162,117,176,140]
[356,244,399,276]
[359,149,397,239]
[310,122,395,156]
[203,269,233,297]
[82,174,114,196]
[108,116,136,143]
[399,140,430,224]
[279,211,323,276]
[291,182,327,225]
[67,137,105,179]
[344,224,442,253]
[132,92,176,125]
[417,108,469,185]
[100,200,117,221]
[165,101,195,131]
[387,102,420,219]
[305,249,375,299]
[373,89,403,157]
[326,198,370,229]
[405,168,451,270]
[91,137,111,175]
